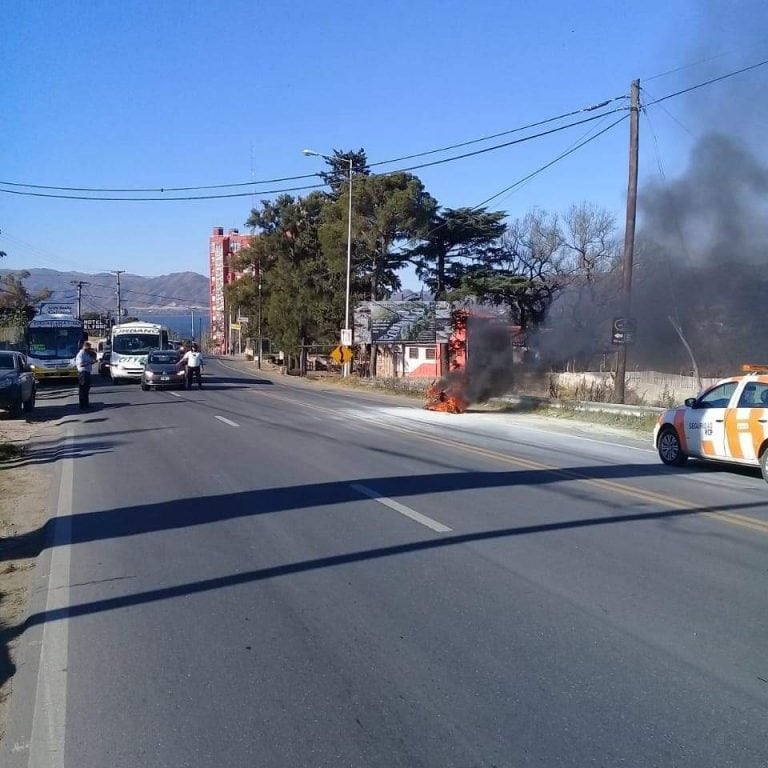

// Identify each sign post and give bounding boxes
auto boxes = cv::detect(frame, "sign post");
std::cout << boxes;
[611,317,637,346]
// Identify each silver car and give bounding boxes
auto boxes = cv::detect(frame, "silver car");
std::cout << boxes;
[140,350,185,390]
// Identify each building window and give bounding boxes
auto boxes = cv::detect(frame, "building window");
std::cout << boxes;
[425,348,437,360]
[408,347,419,360]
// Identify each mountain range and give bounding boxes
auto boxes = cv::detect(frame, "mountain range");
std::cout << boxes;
[1,268,209,312]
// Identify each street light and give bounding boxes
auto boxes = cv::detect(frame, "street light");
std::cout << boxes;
[303,149,353,375]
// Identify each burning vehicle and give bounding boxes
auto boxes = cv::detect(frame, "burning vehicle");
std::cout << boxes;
[424,315,517,413]
[425,376,469,414]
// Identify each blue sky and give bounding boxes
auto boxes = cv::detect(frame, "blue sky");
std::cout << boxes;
[1,0,765,293]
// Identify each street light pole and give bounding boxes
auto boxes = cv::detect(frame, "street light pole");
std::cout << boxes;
[303,149,354,377]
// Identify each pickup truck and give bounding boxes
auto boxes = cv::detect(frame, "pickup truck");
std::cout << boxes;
[0,350,37,417]
[654,367,768,482]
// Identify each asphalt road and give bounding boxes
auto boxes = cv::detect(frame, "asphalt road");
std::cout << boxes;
[4,359,768,767]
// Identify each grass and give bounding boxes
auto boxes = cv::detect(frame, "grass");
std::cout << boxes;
[538,404,660,433]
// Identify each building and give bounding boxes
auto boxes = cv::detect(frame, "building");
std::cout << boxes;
[208,226,253,353]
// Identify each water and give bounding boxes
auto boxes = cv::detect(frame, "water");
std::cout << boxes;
[131,311,211,341]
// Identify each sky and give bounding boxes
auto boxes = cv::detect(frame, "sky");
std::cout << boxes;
[1,0,766,296]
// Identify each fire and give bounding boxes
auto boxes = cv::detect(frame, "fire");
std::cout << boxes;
[424,378,468,414]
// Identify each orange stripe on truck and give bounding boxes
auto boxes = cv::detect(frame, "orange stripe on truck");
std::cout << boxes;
[724,409,744,459]
[673,410,688,453]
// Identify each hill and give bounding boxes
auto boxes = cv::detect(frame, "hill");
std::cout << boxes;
[0,268,209,312]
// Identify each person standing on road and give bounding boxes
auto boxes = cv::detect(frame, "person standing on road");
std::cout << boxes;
[179,343,204,389]
[75,341,97,409]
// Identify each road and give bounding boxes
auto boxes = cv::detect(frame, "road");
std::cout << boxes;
[4,358,768,767]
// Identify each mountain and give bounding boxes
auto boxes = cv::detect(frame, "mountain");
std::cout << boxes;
[0,268,209,312]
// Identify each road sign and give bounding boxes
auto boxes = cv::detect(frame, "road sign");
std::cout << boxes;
[231,322,241,331]
[611,317,637,345]
[340,328,352,346]
[237,316,249,323]
[330,345,354,364]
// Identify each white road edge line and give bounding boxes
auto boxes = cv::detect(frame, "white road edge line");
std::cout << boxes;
[350,483,452,533]
[214,415,240,428]
[27,430,74,768]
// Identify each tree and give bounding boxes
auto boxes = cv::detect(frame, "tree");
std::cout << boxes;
[459,210,565,331]
[320,172,437,302]
[0,270,49,309]
[319,149,370,198]
[240,192,340,370]
[407,206,507,299]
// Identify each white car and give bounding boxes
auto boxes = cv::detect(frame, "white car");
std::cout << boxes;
[654,366,768,481]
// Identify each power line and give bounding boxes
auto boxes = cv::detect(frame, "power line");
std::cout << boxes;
[640,86,695,137]
[368,96,627,167]
[643,43,768,82]
[473,115,628,210]
[644,58,768,106]
[0,182,327,202]
[0,110,626,202]
[0,95,627,193]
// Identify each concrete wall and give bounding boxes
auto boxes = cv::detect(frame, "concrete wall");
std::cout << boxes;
[553,371,720,406]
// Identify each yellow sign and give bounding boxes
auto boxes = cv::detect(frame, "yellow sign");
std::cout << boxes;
[231,323,241,331]
[330,345,353,364]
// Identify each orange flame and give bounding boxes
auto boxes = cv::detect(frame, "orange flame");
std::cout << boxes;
[424,379,468,414]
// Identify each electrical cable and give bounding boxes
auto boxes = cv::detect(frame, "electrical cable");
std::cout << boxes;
[644,58,768,106]
[644,43,768,82]
[368,97,627,167]
[0,182,326,202]
[640,86,695,137]
[0,96,627,193]
[473,115,628,210]
[0,110,626,201]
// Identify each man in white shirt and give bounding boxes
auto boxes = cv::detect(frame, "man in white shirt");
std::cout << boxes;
[75,341,97,409]
[180,343,204,389]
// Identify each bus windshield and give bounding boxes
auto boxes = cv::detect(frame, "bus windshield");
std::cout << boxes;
[112,332,164,354]
[28,327,82,360]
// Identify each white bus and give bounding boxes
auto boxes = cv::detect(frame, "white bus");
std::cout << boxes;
[27,313,85,381]
[110,321,170,383]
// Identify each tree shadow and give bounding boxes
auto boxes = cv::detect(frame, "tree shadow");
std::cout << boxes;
[5,492,765,642]
[1,461,756,567]
[1,438,115,469]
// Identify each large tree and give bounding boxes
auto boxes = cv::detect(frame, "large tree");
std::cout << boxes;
[319,149,370,198]
[320,171,437,302]
[238,192,341,370]
[459,210,565,331]
[407,206,507,299]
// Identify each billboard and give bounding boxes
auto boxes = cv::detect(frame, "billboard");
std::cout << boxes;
[353,301,451,344]
[39,302,75,316]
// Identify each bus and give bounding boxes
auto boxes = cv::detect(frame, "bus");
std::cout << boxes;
[26,312,85,381]
[110,321,169,383]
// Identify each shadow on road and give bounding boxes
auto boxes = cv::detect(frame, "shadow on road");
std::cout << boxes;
[5,488,765,640]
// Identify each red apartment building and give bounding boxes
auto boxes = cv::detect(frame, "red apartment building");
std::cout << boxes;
[209,226,253,353]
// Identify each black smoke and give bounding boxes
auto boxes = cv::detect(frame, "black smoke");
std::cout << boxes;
[464,316,515,402]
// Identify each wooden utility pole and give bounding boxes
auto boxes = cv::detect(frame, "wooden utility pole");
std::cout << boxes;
[72,280,89,319]
[614,79,640,404]
[111,270,125,323]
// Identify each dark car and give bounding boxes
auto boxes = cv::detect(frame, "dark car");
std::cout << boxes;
[99,351,111,377]
[140,350,185,390]
[0,350,36,416]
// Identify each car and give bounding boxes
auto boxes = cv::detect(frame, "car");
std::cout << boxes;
[99,350,111,377]
[654,365,768,482]
[140,349,185,390]
[0,350,36,417]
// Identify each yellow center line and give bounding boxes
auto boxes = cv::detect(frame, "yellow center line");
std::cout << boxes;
[244,378,768,535]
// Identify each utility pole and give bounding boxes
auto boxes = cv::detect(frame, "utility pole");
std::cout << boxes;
[614,79,640,404]
[256,254,262,370]
[191,307,195,341]
[111,270,125,323]
[72,280,89,319]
